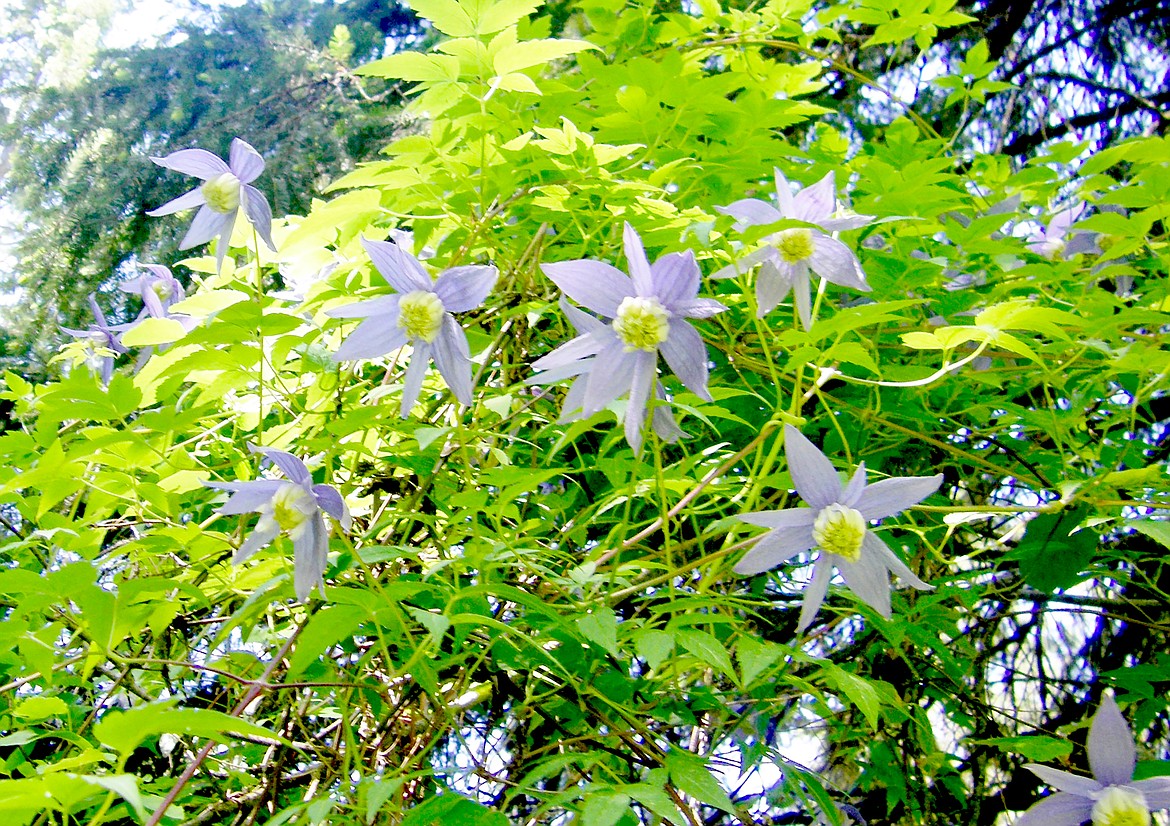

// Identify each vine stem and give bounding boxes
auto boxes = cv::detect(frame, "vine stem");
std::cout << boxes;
[253,228,265,441]
[144,620,308,826]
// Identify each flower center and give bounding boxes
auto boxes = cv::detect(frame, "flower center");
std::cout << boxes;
[775,228,815,264]
[613,296,670,352]
[151,279,174,303]
[811,503,867,563]
[201,172,242,214]
[397,290,445,343]
[1092,786,1150,826]
[270,482,316,534]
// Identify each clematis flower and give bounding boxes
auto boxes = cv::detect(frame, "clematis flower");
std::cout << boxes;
[119,264,186,320]
[532,222,726,454]
[147,138,277,272]
[1026,202,1101,260]
[1017,694,1170,826]
[61,295,129,386]
[529,297,686,445]
[328,237,498,418]
[118,264,199,345]
[713,169,873,329]
[206,445,351,601]
[734,424,941,632]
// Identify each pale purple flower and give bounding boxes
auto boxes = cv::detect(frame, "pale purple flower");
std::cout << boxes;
[147,138,277,272]
[529,297,687,446]
[118,264,198,341]
[328,237,497,418]
[1027,202,1101,260]
[713,169,873,329]
[532,222,726,453]
[734,424,941,632]
[206,445,351,601]
[61,295,129,386]
[1018,694,1170,826]
[119,264,186,320]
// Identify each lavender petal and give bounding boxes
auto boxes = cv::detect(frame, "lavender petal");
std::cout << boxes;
[783,424,842,511]
[734,525,817,575]
[242,185,277,251]
[362,236,432,294]
[622,222,655,298]
[249,445,312,486]
[434,265,498,313]
[333,318,409,361]
[228,138,265,183]
[1089,694,1137,787]
[151,148,230,180]
[660,318,710,400]
[650,250,700,308]
[542,260,633,318]
[431,315,474,405]
[1012,793,1093,826]
[796,557,833,633]
[855,474,943,521]
[146,188,206,217]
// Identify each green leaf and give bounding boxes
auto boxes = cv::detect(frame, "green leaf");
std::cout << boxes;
[577,609,619,657]
[416,426,452,450]
[634,629,674,670]
[407,605,452,645]
[492,72,541,94]
[286,605,369,678]
[13,695,69,721]
[167,289,249,317]
[2,370,31,397]
[401,794,508,826]
[93,704,285,757]
[492,38,597,74]
[1134,760,1170,781]
[366,778,405,824]
[581,791,630,826]
[664,750,735,812]
[823,664,883,729]
[737,637,785,686]
[404,0,476,36]
[972,735,1073,762]
[677,629,736,680]
[1132,520,1170,550]
[1008,506,1096,592]
[119,317,189,347]
[475,0,544,34]
[79,774,147,821]
[358,52,461,82]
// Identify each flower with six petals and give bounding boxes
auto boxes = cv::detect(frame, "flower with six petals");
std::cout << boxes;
[147,137,277,272]
[713,169,872,329]
[734,424,941,632]
[532,223,726,453]
[206,445,351,601]
[1017,693,1170,826]
[529,297,686,445]
[328,237,498,418]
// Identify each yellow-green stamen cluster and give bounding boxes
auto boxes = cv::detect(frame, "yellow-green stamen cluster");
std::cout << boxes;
[812,503,867,562]
[1092,787,1151,826]
[271,482,316,535]
[397,290,445,343]
[152,280,174,303]
[613,296,670,352]
[775,228,815,264]
[201,172,242,214]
